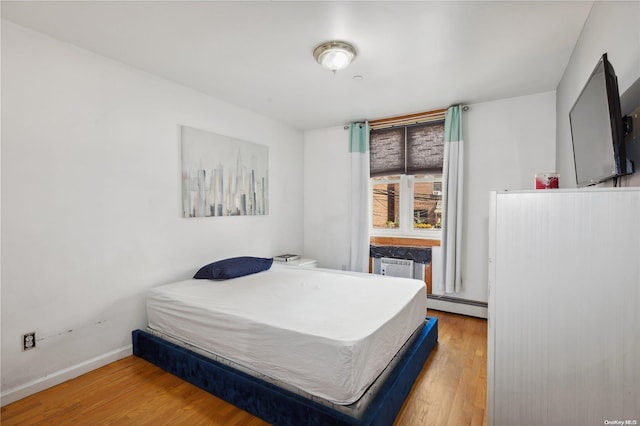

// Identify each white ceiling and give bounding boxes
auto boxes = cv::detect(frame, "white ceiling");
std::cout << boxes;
[1,1,594,131]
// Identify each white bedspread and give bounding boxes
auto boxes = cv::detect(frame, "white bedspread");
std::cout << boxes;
[146,265,426,405]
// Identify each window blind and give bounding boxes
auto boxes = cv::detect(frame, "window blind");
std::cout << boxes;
[370,128,405,177]
[407,121,445,174]
[370,120,444,177]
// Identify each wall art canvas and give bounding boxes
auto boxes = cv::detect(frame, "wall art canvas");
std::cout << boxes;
[181,125,269,217]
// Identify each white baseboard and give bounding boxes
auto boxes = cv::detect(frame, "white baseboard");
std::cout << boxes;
[1,345,132,407]
[427,297,488,319]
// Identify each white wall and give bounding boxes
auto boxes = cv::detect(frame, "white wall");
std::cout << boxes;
[556,1,640,188]
[461,92,556,302]
[303,126,351,270]
[303,92,556,304]
[1,21,304,403]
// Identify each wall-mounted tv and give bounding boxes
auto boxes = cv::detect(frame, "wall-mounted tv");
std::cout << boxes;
[569,53,632,187]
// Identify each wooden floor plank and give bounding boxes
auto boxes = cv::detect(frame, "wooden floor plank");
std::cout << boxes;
[1,310,487,425]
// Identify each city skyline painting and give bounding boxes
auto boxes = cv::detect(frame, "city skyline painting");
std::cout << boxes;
[181,125,269,218]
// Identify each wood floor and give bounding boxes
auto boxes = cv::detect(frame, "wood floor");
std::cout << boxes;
[1,310,487,425]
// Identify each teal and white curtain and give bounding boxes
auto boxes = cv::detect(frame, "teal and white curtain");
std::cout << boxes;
[439,105,464,293]
[349,122,370,273]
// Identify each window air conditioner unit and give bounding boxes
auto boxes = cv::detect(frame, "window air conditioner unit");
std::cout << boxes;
[433,182,443,196]
[380,257,414,279]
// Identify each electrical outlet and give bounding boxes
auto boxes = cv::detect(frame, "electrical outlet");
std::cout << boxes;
[22,332,36,351]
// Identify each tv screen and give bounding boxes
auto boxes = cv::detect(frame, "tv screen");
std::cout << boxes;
[569,53,627,187]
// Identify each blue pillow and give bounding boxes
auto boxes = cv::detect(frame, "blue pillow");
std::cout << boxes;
[193,256,273,280]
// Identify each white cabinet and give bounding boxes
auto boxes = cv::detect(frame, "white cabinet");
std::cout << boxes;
[488,188,640,426]
[275,258,317,268]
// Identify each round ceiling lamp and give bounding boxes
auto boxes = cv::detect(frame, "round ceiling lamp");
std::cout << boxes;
[313,41,357,73]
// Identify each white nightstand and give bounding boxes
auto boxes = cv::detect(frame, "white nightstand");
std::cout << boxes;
[275,258,317,268]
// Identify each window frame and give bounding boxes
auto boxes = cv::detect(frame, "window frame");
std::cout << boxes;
[370,174,443,240]
[369,110,446,241]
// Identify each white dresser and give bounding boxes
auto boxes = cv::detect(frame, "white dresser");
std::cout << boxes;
[487,188,640,426]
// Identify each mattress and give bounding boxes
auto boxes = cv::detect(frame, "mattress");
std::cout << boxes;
[146,265,426,405]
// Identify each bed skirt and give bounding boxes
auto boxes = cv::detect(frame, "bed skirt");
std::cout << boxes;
[131,317,438,426]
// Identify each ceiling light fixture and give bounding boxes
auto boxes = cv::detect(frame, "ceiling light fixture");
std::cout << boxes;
[313,41,357,73]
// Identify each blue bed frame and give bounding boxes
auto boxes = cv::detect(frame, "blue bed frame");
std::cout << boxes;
[132,317,438,426]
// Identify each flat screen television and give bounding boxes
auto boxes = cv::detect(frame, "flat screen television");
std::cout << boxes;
[569,53,630,187]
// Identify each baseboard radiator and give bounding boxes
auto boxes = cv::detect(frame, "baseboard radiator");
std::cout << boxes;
[427,294,488,308]
[427,294,488,318]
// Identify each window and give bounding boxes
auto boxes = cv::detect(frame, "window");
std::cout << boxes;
[369,117,445,238]
[412,176,442,230]
[372,174,442,235]
[372,175,402,228]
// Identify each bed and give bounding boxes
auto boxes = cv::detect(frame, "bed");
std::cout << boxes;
[132,259,438,425]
